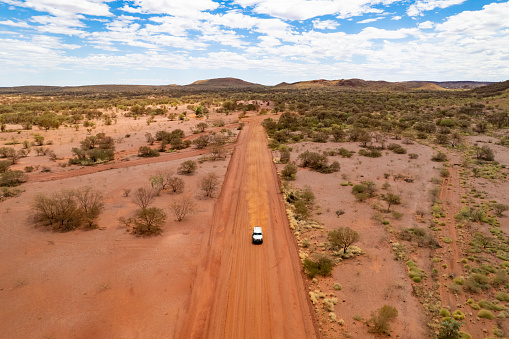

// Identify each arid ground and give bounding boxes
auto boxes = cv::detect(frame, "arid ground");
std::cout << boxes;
[1,84,509,339]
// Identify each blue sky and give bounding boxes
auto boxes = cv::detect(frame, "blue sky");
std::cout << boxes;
[0,0,508,86]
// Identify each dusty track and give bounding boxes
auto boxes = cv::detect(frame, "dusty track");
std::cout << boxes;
[176,116,318,339]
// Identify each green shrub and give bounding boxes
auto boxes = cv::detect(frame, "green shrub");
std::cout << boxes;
[178,160,197,174]
[358,148,382,158]
[0,170,28,187]
[464,273,490,293]
[453,276,464,285]
[132,207,167,236]
[478,300,505,311]
[355,192,369,202]
[407,260,426,283]
[0,160,11,173]
[438,318,463,339]
[432,152,448,162]
[452,310,465,320]
[440,308,451,317]
[496,292,509,302]
[367,305,398,334]
[281,163,298,180]
[351,184,367,195]
[478,309,495,320]
[138,146,159,157]
[303,254,334,278]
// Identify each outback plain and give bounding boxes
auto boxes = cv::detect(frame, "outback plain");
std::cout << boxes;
[1,79,509,339]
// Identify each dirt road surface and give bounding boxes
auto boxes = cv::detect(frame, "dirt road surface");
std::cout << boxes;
[176,116,318,339]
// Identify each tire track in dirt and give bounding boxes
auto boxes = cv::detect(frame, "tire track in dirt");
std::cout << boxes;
[436,166,477,333]
[175,116,318,339]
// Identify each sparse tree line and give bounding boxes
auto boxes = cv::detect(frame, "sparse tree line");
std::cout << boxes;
[31,161,222,235]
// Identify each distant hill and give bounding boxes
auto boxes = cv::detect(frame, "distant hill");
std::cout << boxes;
[187,77,261,87]
[470,80,509,96]
[276,79,494,91]
[0,78,499,95]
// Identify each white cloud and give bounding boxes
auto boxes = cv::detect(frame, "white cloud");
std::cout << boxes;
[407,0,466,17]
[391,15,401,20]
[0,19,30,28]
[2,0,113,17]
[312,19,340,30]
[418,21,434,29]
[125,0,219,16]
[233,0,399,20]
[30,15,88,36]
[435,2,509,36]
[357,17,384,24]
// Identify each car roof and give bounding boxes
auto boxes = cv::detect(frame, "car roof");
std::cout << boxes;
[253,226,262,232]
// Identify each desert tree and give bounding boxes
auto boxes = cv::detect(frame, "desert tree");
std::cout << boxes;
[196,122,208,132]
[328,226,360,254]
[132,207,166,235]
[384,193,401,212]
[475,144,495,161]
[493,203,509,217]
[32,190,84,232]
[132,187,157,209]
[145,132,155,145]
[170,195,196,222]
[193,135,209,149]
[149,170,174,191]
[168,176,185,193]
[73,186,104,228]
[200,173,221,197]
[178,160,197,174]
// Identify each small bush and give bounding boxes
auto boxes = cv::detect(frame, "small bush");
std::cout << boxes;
[178,160,197,174]
[440,168,450,178]
[478,309,495,320]
[464,273,491,293]
[408,153,419,159]
[432,152,448,162]
[358,148,382,158]
[367,305,398,334]
[303,254,334,278]
[452,310,465,320]
[132,207,167,236]
[407,260,426,283]
[0,160,11,173]
[281,163,298,180]
[0,170,28,187]
[138,146,159,157]
[478,300,505,311]
[496,292,509,302]
[440,309,451,317]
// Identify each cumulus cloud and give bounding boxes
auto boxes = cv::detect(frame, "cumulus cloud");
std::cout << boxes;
[123,0,219,16]
[2,0,113,17]
[435,1,509,36]
[312,19,340,30]
[357,17,384,24]
[233,0,398,20]
[0,19,30,28]
[407,0,466,17]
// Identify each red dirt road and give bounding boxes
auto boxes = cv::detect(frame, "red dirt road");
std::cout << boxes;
[176,116,318,339]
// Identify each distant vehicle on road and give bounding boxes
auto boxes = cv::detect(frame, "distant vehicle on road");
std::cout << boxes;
[252,226,263,244]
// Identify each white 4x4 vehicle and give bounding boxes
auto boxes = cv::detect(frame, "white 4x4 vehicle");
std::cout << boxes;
[252,226,263,244]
